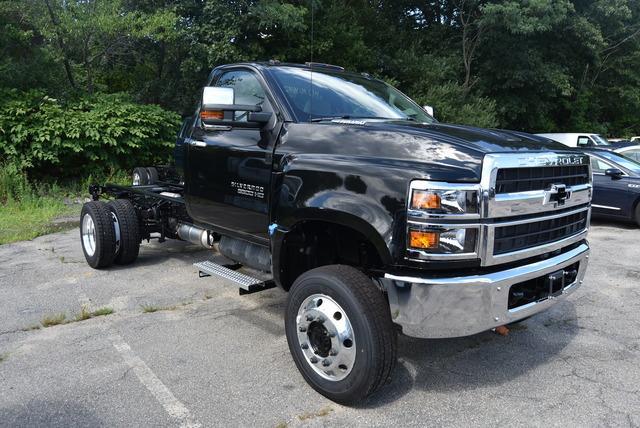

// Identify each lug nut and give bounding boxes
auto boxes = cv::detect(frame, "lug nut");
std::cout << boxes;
[329,349,338,356]
[299,326,306,332]
[301,342,309,350]
[310,356,318,363]
[322,359,331,367]
[306,315,314,322]
[317,317,325,323]
[328,332,336,338]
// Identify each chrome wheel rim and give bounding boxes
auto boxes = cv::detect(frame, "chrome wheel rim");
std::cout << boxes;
[296,294,356,381]
[132,173,141,186]
[81,214,96,257]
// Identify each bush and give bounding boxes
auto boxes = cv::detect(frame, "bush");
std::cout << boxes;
[0,89,181,178]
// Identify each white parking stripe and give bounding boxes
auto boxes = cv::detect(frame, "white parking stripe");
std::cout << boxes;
[110,334,202,428]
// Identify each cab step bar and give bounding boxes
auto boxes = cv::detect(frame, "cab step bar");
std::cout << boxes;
[194,260,276,295]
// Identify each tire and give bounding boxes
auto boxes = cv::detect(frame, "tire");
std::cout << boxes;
[132,167,149,185]
[145,167,159,184]
[634,202,640,227]
[108,199,141,265]
[80,201,116,269]
[285,265,397,404]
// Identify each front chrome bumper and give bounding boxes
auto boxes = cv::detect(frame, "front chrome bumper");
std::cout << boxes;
[380,242,589,339]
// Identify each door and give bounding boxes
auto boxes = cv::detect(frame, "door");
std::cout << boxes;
[590,157,629,217]
[185,68,278,243]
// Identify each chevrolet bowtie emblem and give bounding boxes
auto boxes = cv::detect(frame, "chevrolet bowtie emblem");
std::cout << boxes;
[543,184,571,206]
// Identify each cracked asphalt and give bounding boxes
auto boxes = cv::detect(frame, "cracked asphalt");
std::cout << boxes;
[1,220,639,427]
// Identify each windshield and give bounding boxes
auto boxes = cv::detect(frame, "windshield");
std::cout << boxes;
[597,150,640,174]
[270,66,434,123]
[592,135,611,146]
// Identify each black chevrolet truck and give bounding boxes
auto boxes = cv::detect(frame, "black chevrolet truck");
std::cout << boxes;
[79,62,592,404]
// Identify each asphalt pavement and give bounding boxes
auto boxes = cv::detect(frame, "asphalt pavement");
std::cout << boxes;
[1,221,639,427]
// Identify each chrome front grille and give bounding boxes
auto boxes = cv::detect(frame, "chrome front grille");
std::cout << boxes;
[493,209,589,255]
[495,165,590,193]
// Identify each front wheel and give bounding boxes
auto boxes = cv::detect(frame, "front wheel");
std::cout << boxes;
[285,265,397,404]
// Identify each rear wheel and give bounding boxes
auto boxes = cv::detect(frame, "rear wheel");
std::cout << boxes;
[634,202,640,227]
[285,265,397,404]
[146,167,159,185]
[132,167,149,185]
[80,201,116,269]
[108,199,141,265]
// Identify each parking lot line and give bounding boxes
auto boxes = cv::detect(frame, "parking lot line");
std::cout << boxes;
[110,333,202,428]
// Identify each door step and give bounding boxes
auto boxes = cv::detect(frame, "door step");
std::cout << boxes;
[194,260,276,295]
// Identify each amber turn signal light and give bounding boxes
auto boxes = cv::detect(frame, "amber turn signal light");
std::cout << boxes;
[411,190,441,210]
[200,110,223,120]
[409,230,440,249]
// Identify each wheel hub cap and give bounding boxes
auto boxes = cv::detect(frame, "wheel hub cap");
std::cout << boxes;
[81,214,96,257]
[296,294,356,381]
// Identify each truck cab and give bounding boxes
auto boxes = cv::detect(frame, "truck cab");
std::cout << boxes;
[81,62,592,404]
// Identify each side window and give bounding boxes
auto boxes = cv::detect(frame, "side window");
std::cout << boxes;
[622,149,640,162]
[591,158,614,173]
[215,70,271,120]
[577,136,591,147]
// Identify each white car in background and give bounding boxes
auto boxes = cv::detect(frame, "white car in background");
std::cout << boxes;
[536,132,611,147]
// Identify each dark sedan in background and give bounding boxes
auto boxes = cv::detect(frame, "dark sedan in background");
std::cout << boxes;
[586,148,640,225]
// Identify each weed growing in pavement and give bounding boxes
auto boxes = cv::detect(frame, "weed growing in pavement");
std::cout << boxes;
[41,313,66,327]
[92,307,114,317]
[141,302,189,313]
[76,305,92,321]
[21,324,41,331]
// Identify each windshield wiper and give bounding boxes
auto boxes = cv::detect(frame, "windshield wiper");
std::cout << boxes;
[310,115,411,122]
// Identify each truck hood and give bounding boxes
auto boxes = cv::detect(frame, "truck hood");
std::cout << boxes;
[281,121,575,183]
[364,121,567,153]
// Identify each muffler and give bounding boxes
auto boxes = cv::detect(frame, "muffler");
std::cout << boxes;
[176,223,214,249]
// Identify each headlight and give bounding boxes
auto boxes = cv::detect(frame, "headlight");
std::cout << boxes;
[408,226,478,254]
[410,188,478,215]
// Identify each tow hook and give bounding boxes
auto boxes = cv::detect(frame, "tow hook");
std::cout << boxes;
[493,325,510,336]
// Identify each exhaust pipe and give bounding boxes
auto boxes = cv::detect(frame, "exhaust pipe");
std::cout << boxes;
[176,223,214,249]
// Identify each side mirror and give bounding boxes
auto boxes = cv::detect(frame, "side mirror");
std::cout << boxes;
[200,87,271,129]
[605,168,624,179]
[423,105,435,117]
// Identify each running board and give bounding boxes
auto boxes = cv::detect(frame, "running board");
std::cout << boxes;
[194,260,276,295]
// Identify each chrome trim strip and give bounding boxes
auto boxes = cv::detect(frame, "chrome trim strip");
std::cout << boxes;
[489,183,591,217]
[592,204,621,210]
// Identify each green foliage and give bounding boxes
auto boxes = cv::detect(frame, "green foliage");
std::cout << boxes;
[1,0,640,136]
[0,90,180,178]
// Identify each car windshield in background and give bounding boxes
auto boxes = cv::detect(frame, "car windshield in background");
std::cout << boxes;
[597,151,640,174]
[592,135,611,146]
[270,66,434,123]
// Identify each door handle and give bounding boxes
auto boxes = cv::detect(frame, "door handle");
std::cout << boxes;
[189,139,206,147]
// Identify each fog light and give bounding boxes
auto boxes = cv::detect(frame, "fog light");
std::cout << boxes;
[409,230,440,249]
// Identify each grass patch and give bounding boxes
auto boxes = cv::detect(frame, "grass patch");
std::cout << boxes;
[75,305,114,321]
[92,307,114,317]
[76,305,92,321]
[0,164,129,245]
[140,303,185,313]
[41,313,66,327]
[21,324,41,331]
